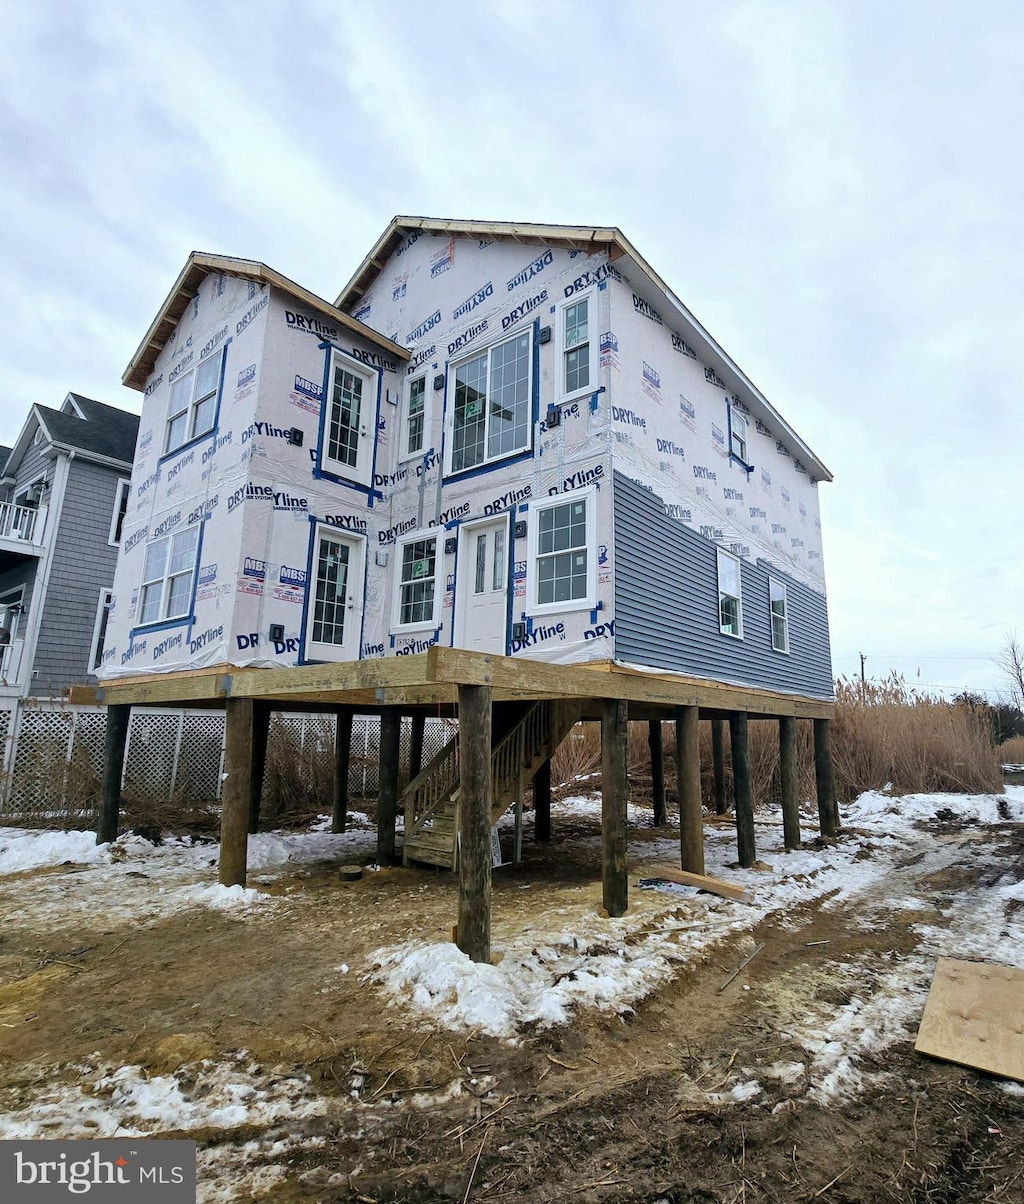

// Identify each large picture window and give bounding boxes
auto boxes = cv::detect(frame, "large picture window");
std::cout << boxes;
[717,548,743,638]
[448,330,532,475]
[393,533,440,631]
[528,487,597,614]
[138,527,200,626]
[165,357,220,454]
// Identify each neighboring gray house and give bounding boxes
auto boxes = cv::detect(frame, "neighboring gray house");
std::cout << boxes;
[0,394,139,705]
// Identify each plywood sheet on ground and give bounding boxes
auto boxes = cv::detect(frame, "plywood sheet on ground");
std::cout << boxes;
[915,957,1024,1082]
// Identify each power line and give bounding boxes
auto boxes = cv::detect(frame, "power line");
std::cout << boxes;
[836,652,997,661]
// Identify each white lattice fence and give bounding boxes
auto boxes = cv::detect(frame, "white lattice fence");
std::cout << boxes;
[4,707,99,822]
[175,713,226,801]
[0,707,10,785]
[0,703,457,826]
[124,712,180,800]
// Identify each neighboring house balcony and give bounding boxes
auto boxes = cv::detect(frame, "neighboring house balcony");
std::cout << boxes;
[0,502,48,560]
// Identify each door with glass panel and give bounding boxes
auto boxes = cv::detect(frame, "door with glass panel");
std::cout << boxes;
[323,353,375,487]
[305,526,364,662]
[455,515,509,654]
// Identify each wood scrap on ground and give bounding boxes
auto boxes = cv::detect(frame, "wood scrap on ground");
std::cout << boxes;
[638,862,756,905]
[915,957,1024,1082]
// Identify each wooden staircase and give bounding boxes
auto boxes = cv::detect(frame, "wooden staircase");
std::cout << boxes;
[402,699,580,869]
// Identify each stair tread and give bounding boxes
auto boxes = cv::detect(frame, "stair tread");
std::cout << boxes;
[402,702,582,871]
[402,837,455,857]
[406,849,455,868]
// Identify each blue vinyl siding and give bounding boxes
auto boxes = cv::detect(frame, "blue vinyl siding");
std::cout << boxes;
[613,472,834,700]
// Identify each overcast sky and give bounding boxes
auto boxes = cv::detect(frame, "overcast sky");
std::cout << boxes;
[1,0,1020,699]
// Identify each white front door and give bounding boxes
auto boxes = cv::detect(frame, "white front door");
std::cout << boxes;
[305,526,365,662]
[455,516,509,654]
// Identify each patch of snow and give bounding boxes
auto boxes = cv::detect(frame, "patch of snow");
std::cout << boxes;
[176,883,270,911]
[0,1057,325,1140]
[712,1079,762,1103]
[0,828,110,874]
[848,790,1009,827]
[763,1061,805,1084]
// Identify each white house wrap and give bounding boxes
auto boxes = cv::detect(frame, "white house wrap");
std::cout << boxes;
[102,221,833,701]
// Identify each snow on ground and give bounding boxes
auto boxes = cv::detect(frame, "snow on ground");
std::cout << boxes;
[371,786,1024,1107]
[0,815,379,930]
[1,785,1022,1178]
[0,1055,321,1139]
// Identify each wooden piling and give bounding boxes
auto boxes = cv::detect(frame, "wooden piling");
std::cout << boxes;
[676,705,705,874]
[457,684,492,963]
[730,711,755,869]
[648,719,666,825]
[332,708,353,834]
[408,711,425,782]
[601,699,629,918]
[711,718,728,814]
[814,717,840,837]
[779,715,801,850]
[96,704,130,845]
[377,708,401,864]
[248,701,271,835]
[220,697,254,887]
[533,758,551,842]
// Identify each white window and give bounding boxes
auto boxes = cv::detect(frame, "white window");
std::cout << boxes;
[323,350,377,486]
[447,330,532,475]
[770,578,789,653]
[717,548,743,638]
[392,531,440,632]
[528,487,597,614]
[90,588,114,670]
[306,525,365,662]
[559,292,597,401]
[137,527,200,626]
[729,402,749,463]
[403,373,428,460]
[108,479,130,546]
[165,356,221,454]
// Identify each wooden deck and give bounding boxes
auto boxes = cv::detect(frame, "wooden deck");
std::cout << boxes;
[78,647,834,720]
[76,649,838,965]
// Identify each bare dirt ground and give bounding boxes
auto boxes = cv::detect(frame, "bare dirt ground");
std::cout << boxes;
[1,802,1023,1203]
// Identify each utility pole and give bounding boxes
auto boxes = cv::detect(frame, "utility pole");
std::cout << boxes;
[859,652,866,699]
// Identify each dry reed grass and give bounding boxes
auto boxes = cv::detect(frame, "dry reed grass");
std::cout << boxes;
[4,675,1006,834]
[550,674,1004,811]
[998,734,1024,765]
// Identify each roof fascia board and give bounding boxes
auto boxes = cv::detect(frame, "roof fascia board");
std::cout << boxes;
[63,393,86,419]
[333,217,832,481]
[334,216,622,309]
[613,235,833,482]
[123,253,408,393]
[45,442,134,472]
[4,406,52,477]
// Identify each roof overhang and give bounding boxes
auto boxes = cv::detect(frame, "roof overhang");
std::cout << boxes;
[335,216,832,483]
[123,252,410,393]
[45,443,133,472]
[3,407,49,480]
